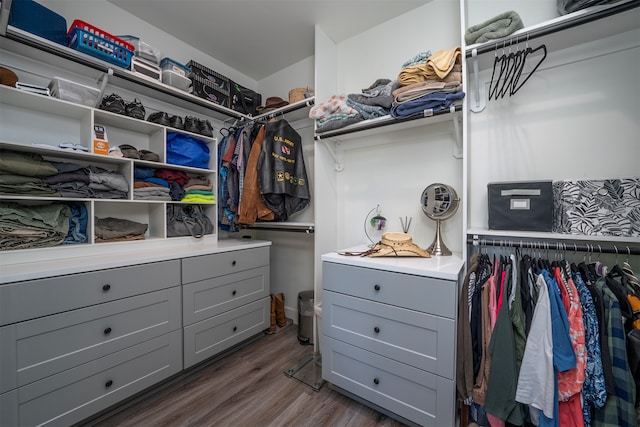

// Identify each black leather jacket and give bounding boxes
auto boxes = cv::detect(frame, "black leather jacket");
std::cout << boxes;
[257,119,310,221]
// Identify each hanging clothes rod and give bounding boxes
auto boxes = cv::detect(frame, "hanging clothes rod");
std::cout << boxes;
[243,224,315,233]
[467,237,640,256]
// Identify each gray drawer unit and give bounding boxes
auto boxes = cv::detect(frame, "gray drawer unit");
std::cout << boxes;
[323,262,457,319]
[181,247,270,284]
[0,329,182,427]
[322,291,455,379]
[0,260,180,326]
[183,266,270,326]
[0,287,180,394]
[183,296,270,368]
[323,337,455,427]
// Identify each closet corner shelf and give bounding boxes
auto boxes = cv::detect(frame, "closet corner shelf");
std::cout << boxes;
[464,0,639,67]
[467,228,640,246]
[0,27,248,122]
[249,97,315,123]
[313,106,462,142]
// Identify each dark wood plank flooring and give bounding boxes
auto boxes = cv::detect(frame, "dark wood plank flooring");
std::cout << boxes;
[83,322,407,427]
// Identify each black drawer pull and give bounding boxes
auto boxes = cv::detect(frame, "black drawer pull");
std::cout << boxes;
[105,380,113,388]
[102,284,111,292]
[232,260,237,266]
[104,327,112,335]
[233,326,238,332]
[374,284,381,291]
[373,378,380,385]
[232,290,237,296]
[374,326,380,334]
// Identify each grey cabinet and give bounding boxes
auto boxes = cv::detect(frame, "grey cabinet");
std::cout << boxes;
[182,246,271,367]
[321,255,463,427]
[0,260,183,427]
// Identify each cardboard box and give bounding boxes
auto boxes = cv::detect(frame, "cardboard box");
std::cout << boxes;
[93,125,109,155]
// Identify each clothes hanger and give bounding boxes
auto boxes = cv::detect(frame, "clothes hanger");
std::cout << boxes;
[510,42,547,96]
[488,41,508,101]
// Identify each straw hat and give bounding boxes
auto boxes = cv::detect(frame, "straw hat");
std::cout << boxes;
[368,232,430,257]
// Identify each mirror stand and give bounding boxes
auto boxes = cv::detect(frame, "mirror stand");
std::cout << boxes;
[426,218,452,256]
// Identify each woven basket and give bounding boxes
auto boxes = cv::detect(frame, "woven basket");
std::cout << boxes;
[288,87,311,104]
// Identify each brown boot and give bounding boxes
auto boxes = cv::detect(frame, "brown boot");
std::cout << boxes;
[265,294,276,334]
[275,292,286,327]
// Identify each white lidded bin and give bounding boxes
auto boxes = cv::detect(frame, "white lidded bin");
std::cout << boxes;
[48,77,101,107]
[162,70,191,92]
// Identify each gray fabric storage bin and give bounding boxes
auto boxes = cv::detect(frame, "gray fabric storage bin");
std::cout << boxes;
[488,181,553,232]
[553,178,640,237]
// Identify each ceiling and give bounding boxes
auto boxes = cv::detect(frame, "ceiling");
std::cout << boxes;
[108,0,428,81]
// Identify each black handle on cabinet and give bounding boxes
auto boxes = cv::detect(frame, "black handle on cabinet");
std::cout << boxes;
[232,260,237,266]
[232,290,237,296]
[104,327,112,335]
[102,284,111,292]
[374,284,381,291]
[105,380,113,388]
[373,378,380,385]
[374,326,380,334]
[233,326,238,332]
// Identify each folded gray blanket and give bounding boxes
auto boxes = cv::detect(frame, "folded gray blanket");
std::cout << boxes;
[464,11,524,45]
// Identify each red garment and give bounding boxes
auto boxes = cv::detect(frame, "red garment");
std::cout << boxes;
[155,169,189,186]
[558,393,584,427]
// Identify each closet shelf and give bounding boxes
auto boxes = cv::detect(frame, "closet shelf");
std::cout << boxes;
[467,228,640,245]
[313,106,462,142]
[250,97,315,123]
[0,27,249,122]
[464,0,640,71]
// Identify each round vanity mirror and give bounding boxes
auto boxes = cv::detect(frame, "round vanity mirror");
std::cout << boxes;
[421,183,459,256]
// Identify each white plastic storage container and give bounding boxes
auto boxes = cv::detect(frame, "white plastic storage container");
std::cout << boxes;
[162,70,191,92]
[48,77,101,107]
[160,58,190,77]
[117,35,161,64]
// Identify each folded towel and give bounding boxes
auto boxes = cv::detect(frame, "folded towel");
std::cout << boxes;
[397,47,461,85]
[464,11,524,45]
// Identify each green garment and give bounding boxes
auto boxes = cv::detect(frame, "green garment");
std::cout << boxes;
[0,150,58,177]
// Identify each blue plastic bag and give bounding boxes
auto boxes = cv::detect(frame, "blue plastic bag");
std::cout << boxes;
[166,132,210,169]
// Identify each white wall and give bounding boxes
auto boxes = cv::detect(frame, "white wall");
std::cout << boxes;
[258,55,314,103]
[333,0,464,253]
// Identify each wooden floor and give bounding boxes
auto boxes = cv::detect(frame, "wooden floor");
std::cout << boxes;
[83,322,407,427]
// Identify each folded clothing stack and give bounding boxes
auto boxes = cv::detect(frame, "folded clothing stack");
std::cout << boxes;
[464,11,524,45]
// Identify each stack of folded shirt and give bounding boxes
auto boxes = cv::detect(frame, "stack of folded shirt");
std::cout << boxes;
[134,167,171,201]
[392,47,465,119]
[94,217,148,243]
[182,175,215,203]
[0,150,59,196]
[43,162,129,199]
[309,94,362,133]
[0,202,71,250]
[346,79,398,120]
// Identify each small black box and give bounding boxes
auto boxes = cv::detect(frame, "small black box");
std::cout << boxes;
[488,181,553,232]
[229,81,261,116]
[190,74,229,106]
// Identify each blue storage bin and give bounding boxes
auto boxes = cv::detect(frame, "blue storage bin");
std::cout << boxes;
[9,0,68,45]
[68,28,133,69]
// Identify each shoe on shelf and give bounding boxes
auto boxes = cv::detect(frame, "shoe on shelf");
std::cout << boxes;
[197,119,213,137]
[119,144,140,159]
[99,93,125,115]
[125,98,146,120]
[147,111,170,126]
[183,116,199,134]
[169,115,184,130]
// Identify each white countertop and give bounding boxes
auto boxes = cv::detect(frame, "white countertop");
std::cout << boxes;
[322,246,465,281]
[0,238,271,284]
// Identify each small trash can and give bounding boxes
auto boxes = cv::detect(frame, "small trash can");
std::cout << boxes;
[298,290,314,345]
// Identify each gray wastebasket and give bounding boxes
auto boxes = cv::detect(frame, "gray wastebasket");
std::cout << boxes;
[297,290,314,345]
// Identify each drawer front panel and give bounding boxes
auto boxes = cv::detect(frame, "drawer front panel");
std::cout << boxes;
[322,337,455,427]
[183,266,270,326]
[183,296,269,368]
[0,260,180,326]
[1,287,180,393]
[8,329,182,427]
[323,291,455,378]
[182,247,270,284]
[323,262,456,319]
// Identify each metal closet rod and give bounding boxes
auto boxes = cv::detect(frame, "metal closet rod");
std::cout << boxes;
[467,237,640,256]
[465,0,640,57]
